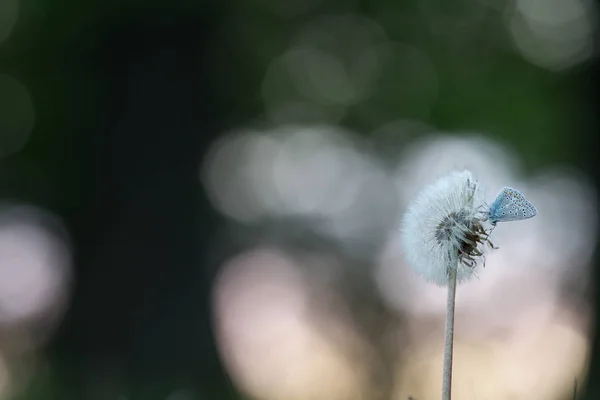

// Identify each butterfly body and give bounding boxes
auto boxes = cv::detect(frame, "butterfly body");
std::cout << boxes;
[487,187,537,225]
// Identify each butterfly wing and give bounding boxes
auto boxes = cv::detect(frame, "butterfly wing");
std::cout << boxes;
[497,202,537,222]
[511,190,537,220]
[488,187,537,223]
[488,187,514,223]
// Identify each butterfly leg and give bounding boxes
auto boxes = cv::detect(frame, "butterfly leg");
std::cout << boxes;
[476,236,487,245]
[476,203,489,215]
[477,226,499,250]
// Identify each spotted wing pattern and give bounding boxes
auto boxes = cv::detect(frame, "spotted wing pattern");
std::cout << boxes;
[488,187,537,224]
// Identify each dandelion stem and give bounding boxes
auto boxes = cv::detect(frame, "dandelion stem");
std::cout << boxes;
[442,267,457,400]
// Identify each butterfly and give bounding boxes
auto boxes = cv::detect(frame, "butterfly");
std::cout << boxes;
[487,187,537,225]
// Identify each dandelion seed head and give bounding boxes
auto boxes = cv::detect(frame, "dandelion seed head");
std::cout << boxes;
[401,170,490,286]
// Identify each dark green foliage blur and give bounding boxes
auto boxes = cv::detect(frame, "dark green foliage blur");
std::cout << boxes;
[0,0,598,399]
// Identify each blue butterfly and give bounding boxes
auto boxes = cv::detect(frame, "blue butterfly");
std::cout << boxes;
[488,187,537,225]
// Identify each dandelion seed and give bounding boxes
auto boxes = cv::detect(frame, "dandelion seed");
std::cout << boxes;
[401,169,493,286]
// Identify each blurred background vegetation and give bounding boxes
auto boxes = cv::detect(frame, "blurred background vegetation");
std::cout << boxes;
[0,0,598,399]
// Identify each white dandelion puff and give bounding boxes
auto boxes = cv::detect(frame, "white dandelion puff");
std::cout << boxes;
[400,169,538,400]
[401,169,495,400]
[401,169,492,286]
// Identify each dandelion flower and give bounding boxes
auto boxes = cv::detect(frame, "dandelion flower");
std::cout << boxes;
[401,170,492,286]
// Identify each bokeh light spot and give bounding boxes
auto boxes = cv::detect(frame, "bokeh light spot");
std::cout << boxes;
[201,125,374,224]
[201,130,282,222]
[0,204,72,338]
[213,249,370,400]
[506,0,597,70]
[262,14,388,124]
[271,126,362,216]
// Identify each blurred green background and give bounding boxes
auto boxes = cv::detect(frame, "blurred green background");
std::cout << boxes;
[0,0,598,399]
